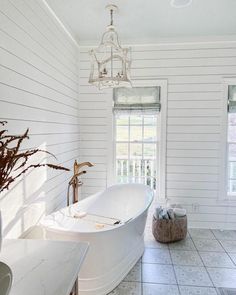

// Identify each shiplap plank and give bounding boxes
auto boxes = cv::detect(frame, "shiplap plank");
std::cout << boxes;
[0,47,77,98]
[78,141,107,149]
[167,173,218,182]
[167,149,219,158]
[168,84,221,93]
[0,15,78,81]
[24,0,77,60]
[14,133,80,150]
[80,42,236,52]
[0,1,79,239]
[78,118,107,125]
[0,0,78,73]
[167,157,218,166]
[2,119,79,135]
[168,133,220,142]
[0,83,78,116]
[0,66,78,108]
[167,92,221,101]
[168,100,221,109]
[168,108,221,117]
[80,65,236,78]
[79,110,108,118]
[167,141,220,150]
[168,125,221,134]
[0,29,78,86]
[80,57,236,70]
[79,148,106,157]
[168,117,221,125]
[188,213,236,223]
[0,100,78,124]
[79,75,222,87]
[167,165,219,174]
[79,101,108,110]
[79,46,236,60]
[82,178,107,187]
[166,189,218,198]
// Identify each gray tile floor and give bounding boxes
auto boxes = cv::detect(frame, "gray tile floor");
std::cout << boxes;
[108,209,236,295]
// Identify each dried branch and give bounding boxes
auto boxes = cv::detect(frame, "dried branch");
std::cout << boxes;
[0,121,70,193]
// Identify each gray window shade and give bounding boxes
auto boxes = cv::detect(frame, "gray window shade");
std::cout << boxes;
[113,87,161,114]
[228,85,236,113]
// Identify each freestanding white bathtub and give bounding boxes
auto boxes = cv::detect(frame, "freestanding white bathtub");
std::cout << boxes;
[22,183,154,295]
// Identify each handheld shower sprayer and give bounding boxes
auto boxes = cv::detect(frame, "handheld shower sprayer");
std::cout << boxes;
[67,161,94,206]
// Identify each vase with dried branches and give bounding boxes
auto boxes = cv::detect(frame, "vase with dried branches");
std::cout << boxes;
[0,121,70,248]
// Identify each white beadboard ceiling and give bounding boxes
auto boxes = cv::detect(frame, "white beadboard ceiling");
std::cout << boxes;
[45,0,236,45]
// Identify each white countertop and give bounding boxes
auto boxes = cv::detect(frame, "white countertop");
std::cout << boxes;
[0,239,89,295]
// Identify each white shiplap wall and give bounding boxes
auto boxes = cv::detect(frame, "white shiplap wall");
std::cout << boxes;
[78,41,236,230]
[0,0,79,238]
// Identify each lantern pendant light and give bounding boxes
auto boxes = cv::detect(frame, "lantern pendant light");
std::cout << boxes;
[88,4,132,89]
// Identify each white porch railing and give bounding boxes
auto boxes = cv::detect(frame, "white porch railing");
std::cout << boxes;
[116,158,157,189]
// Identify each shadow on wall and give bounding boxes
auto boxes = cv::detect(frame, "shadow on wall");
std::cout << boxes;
[0,142,71,238]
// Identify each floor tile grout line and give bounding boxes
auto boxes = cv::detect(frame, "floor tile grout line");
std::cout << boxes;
[141,281,179,286]
[177,249,226,253]
[135,281,218,287]
[211,229,218,240]
[169,246,181,295]
[142,255,236,269]
[220,243,236,267]
[191,235,216,289]
[212,229,236,242]
[188,228,217,240]
[141,245,143,295]
[226,252,236,267]
[191,238,227,253]
[217,238,232,254]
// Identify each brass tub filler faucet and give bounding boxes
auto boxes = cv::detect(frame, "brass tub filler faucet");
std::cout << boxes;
[67,160,122,227]
[67,160,94,205]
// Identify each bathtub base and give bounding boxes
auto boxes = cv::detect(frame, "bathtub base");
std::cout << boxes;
[78,239,144,295]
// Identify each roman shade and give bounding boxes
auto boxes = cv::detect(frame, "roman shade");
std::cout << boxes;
[113,87,161,114]
[228,85,236,113]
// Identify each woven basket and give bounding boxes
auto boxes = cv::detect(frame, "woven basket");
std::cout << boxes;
[152,215,187,243]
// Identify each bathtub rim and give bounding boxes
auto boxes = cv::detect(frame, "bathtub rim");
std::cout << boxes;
[40,183,154,235]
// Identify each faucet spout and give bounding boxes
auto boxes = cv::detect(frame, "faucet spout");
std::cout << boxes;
[74,161,94,174]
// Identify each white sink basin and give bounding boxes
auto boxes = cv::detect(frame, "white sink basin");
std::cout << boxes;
[0,262,12,295]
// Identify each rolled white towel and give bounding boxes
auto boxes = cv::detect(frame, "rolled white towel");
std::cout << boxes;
[160,208,169,220]
[168,203,183,209]
[173,208,186,217]
[154,206,162,219]
[167,208,175,220]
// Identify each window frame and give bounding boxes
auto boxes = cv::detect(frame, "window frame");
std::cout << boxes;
[107,79,167,201]
[220,77,236,201]
[114,113,159,189]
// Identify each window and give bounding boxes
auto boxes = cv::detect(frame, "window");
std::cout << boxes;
[227,85,236,196]
[113,87,161,190]
[115,114,157,189]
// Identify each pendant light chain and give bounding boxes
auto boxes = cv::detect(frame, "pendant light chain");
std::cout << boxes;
[110,8,114,26]
[110,7,114,78]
